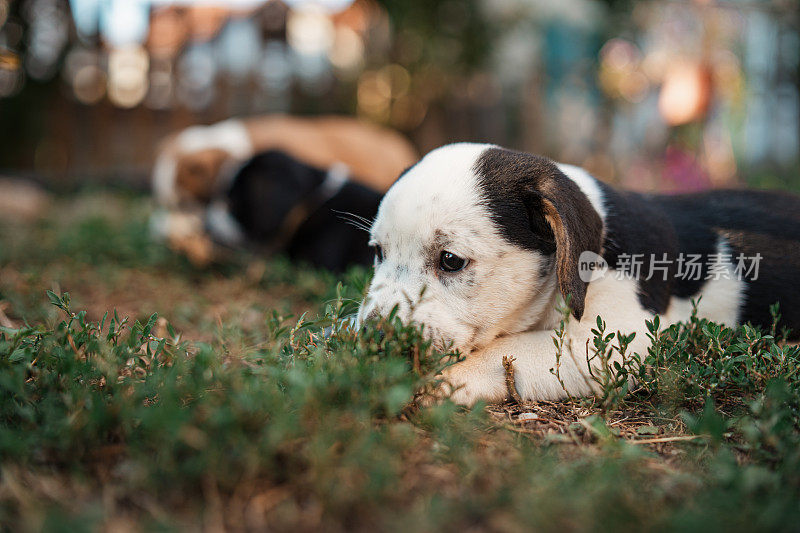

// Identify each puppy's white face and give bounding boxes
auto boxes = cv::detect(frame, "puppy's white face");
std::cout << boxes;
[357,143,563,352]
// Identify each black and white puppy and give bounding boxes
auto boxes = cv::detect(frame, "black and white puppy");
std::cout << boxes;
[209,150,383,271]
[357,143,800,405]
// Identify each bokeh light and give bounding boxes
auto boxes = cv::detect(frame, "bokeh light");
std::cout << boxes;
[287,4,335,56]
[0,48,23,98]
[658,60,712,126]
[23,0,69,80]
[64,46,106,104]
[176,41,216,110]
[100,0,150,48]
[107,44,149,108]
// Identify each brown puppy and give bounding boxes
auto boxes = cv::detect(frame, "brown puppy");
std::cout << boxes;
[152,114,418,207]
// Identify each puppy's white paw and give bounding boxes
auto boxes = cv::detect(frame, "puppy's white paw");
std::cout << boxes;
[435,360,506,406]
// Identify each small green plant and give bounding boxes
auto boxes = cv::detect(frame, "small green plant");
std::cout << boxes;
[582,315,638,412]
[633,302,800,411]
[549,295,574,401]
[549,299,641,412]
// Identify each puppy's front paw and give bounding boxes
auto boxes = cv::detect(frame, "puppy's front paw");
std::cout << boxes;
[423,361,505,406]
[411,375,453,408]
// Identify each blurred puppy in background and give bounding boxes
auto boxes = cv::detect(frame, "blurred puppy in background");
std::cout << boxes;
[150,115,417,267]
[222,150,383,271]
[153,114,417,207]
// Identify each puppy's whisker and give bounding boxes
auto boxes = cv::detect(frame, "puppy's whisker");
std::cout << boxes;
[345,212,374,225]
[336,213,373,233]
[333,210,374,233]
[341,219,372,233]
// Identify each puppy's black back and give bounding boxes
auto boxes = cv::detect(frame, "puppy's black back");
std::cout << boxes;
[601,184,800,334]
[658,189,800,333]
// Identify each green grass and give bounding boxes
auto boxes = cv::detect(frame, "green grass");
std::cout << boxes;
[1,191,799,531]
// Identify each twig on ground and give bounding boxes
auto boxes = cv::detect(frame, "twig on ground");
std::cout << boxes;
[629,435,706,445]
[502,356,525,405]
[513,415,550,423]
[411,346,421,375]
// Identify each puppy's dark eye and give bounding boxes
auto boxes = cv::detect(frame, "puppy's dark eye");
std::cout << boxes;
[373,244,384,263]
[439,251,467,272]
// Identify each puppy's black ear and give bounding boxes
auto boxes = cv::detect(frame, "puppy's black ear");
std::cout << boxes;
[475,148,603,320]
[534,170,603,321]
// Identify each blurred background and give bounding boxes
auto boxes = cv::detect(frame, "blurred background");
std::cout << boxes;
[0,0,798,192]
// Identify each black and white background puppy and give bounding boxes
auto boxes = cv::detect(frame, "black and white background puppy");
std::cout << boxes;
[215,150,384,272]
[357,143,800,405]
